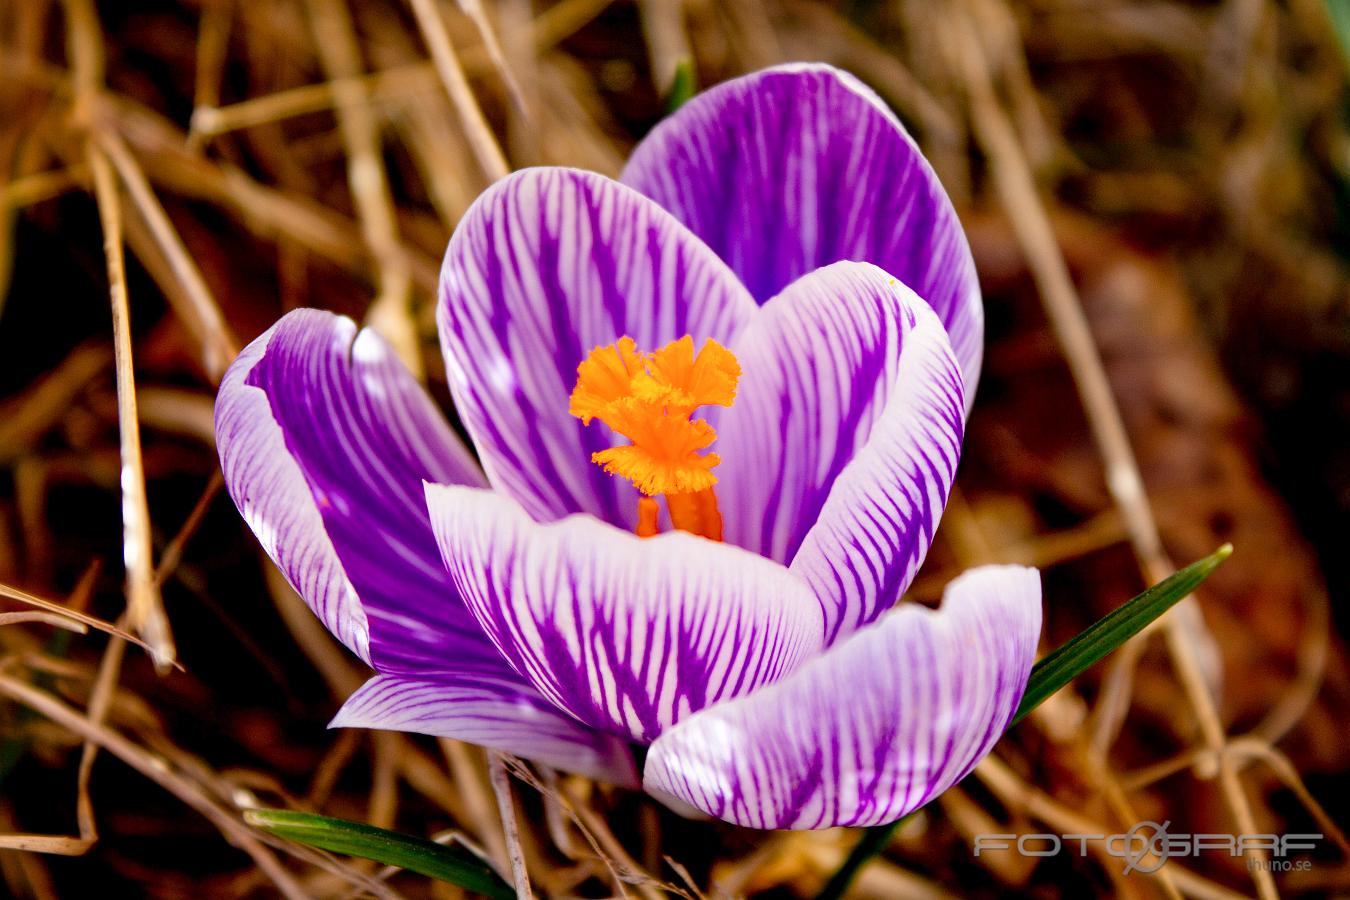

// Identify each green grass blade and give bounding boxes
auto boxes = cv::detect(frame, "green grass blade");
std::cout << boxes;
[818,545,1232,899]
[1327,0,1350,72]
[245,809,515,898]
[1010,543,1231,725]
[665,58,697,112]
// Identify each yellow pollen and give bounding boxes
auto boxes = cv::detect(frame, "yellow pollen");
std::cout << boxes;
[568,335,740,540]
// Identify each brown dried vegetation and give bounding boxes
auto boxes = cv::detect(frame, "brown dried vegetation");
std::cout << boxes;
[0,0,1348,896]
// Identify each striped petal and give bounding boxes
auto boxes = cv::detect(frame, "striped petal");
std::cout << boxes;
[424,484,825,743]
[332,670,638,786]
[622,63,983,405]
[723,260,966,585]
[717,263,964,604]
[215,309,511,677]
[643,566,1041,829]
[437,167,757,530]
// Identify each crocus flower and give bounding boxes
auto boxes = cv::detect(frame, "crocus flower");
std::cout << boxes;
[216,63,1042,829]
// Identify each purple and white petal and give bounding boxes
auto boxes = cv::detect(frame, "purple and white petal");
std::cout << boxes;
[332,670,638,786]
[424,484,825,744]
[437,167,758,530]
[643,566,1041,829]
[215,309,511,677]
[622,63,983,403]
[715,263,964,643]
[717,263,964,605]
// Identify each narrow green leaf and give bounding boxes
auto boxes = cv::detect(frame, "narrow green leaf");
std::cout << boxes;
[818,545,1232,899]
[1327,0,1350,73]
[665,58,697,113]
[245,809,514,898]
[816,818,905,897]
[1011,542,1231,725]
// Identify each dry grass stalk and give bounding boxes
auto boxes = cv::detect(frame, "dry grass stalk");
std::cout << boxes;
[0,0,1343,895]
[455,0,528,113]
[305,0,421,377]
[441,738,510,871]
[488,752,535,898]
[638,0,692,91]
[508,759,671,900]
[0,342,110,465]
[61,0,179,668]
[947,1,1278,895]
[405,0,510,180]
[96,131,240,382]
[0,673,311,899]
[975,756,1251,900]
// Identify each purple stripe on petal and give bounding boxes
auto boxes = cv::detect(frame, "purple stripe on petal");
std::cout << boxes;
[215,309,512,677]
[714,263,964,642]
[437,167,758,530]
[643,566,1041,829]
[622,63,983,405]
[424,484,825,744]
[785,289,964,643]
[332,671,638,786]
[718,262,963,593]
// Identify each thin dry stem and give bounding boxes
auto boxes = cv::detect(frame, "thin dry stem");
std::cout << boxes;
[0,612,88,632]
[489,752,535,898]
[96,130,239,382]
[547,771,667,900]
[368,732,400,832]
[153,472,223,587]
[976,756,1250,900]
[84,141,175,669]
[456,0,528,113]
[949,3,1279,895]
[441,738,510,870]
[405,0,510,180]
[0,834,93,855]
[306,0,421,377]
[0,673,311,900]
[532,0,616,48]
[0,342,110,465]
[62,0,177,668]
[187,0,609,142]
[76,633,125,840]
[0,579,171,664]
[1,164,87,209]
[186,0,233,154]
[638,0,692,91]
[191,63,437,139]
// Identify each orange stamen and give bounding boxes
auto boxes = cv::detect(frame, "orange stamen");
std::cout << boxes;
[568,334,740,541]
[636,497,661,538]
[666,489,723,543]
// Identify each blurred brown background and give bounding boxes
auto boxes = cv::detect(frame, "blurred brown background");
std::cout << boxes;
[1,0,1348,896]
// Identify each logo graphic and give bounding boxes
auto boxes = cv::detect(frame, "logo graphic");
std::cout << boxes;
[973,826,1322,876]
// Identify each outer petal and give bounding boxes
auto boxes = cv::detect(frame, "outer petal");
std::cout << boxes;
[332,670,638,786]
[717,263,964,612]
[215,309,510,676]
[424,484,825,743]
[437,167,758,529]
[642,566,1041,829]
[622,63,983,403]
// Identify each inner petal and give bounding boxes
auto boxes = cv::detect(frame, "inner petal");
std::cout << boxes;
[435,168,759,532]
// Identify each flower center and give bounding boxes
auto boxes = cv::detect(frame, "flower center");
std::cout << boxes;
[568,335,740,541]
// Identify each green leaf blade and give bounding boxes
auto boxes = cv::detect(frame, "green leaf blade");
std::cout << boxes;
[665,58,697,112]
[245,809,515,898]
[1011,542,1232,725]
[1327,0,1350,73]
